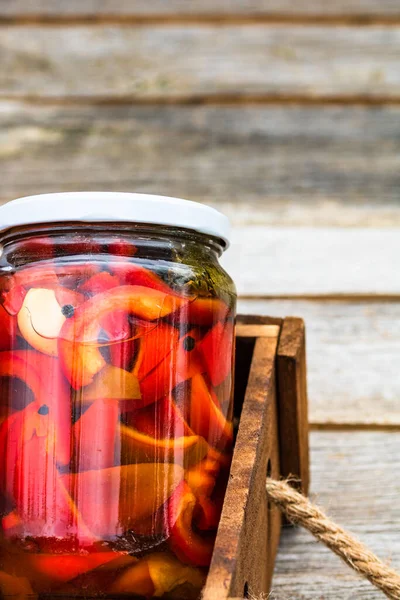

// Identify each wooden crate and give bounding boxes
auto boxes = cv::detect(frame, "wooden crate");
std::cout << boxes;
[202,315,309,600]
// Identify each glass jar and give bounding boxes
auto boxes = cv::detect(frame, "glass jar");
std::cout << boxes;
[0,193,236,599]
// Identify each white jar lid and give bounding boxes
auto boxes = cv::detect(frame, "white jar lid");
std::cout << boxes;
[0,192,231,248]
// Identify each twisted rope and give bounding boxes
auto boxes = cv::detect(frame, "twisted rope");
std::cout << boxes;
[266,478,400,599]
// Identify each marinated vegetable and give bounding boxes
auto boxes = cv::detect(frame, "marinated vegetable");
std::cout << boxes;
[0,228,235,599]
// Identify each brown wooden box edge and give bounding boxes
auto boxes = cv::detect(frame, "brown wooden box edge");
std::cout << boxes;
[202,314,310,600]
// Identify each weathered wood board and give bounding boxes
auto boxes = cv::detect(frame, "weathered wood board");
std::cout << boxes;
[3,0,400,18]
[223,227,400,296]
[240,299,400,426]
[271,431,400,599]
[1,25,400,99]
[1,102,400,227]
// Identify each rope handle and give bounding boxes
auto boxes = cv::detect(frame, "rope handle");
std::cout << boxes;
[266,478,400,599]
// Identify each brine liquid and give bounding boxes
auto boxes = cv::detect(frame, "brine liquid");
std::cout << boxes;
[0,241,234,599]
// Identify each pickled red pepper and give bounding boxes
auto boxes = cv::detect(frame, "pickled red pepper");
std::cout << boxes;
[0,234,235,599]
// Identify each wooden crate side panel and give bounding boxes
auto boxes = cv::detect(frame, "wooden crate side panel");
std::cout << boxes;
[203,334,280,599]
[277,317,310,494]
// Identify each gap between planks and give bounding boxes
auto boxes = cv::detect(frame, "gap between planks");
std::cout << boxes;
[3,95,400,107]
[3,15,400,26]
[310,423,400,432]
[238,295,400,302]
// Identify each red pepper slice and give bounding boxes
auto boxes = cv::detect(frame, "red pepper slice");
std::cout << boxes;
[133,323,180,382]
[185,465,216,499]
[14,262,101,289]
[0,352,43,409]
[13,264,60,289]
[15,236,55,261]
[25,551,124,592]
[1,509,22,536]
[187,297,229,327]
[0,544,122,593]
[3,263,99,312]
[110,262,175,295]
[55,263,102,288]
[78,271,120,295]
[189,374,233,451]
[81,365,141,404]
[0,305,16,350]
[61,463,184,538]
[58,235,102,255]
[197,319,234,387]
[139,329,205,406]
[109,552,205,597]
[54,286,85,310]
[119,423,208,468]
[22,351,72,466]
[0,408,74,540]
[0,568,35,598]
[0,402,41,499]
[0,350,72,467]
[107,239,137,257]
[63,555,139,597]
[124,393,193,439]
[72,399,119,472]
[108,558,155,596]
[169,482,215,567]
[102,308,135,370]
[194,495,220,532]
[59,286,188,389]
[2,284,27,316]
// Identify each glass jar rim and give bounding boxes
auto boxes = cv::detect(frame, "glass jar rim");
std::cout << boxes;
[0,192,231,248]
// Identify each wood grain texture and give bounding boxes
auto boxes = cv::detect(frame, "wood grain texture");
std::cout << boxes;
[224,227,400,296]
[1,26,400,99]
[2,0,400,17]
[277,318,309,494]
[2,102,400,227]
[204,333,281,599]
[236,324,281,338]
[239,299,400,425]
[271,430,400,599]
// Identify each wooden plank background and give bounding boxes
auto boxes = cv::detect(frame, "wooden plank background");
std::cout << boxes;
[2,1,400,18]
[2,103,400,226]
[1,1,399,597]
[1,25,400,100]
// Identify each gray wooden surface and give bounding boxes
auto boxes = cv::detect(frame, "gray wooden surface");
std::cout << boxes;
[1,103,400,226]
[3,0,400,18]
[225,228,400,296]
[1,25,400,100]
[1,2,398,597]
[240,299,400,426]
[271,431,400,599]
